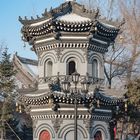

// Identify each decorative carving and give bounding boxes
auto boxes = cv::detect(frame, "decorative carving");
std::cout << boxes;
[55,48,64,61]
[37,51,44,61]
[32,119,38,132]
[51,118,63,133]
[83,119,93,131]
[24,105,31,114]
[81,48,90,61]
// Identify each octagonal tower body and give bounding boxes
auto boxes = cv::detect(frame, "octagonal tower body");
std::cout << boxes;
[19,1,123,140]
[20,1,119,90]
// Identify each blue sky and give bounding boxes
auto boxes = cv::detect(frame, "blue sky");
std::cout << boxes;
[0,0,72,60]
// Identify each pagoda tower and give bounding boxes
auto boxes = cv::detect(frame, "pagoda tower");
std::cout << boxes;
[18,1,124,140]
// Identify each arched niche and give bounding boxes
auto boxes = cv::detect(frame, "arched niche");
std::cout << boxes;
[66,57,78,75]
[44,59,53,77]
[88,53,103,66]
[68,60,76,75]
[39,130,51,140]
[94,131,102,140]
[92,59,98,78]
[39,52,57,66]
[60,51,85,63]
[34,123,55,139]
[91,124,110,140]
[89,53,103,78]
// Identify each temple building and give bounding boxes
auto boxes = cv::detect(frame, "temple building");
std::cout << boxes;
[17,0,124,140]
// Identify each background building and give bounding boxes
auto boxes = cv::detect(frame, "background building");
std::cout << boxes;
[13,53,38,89]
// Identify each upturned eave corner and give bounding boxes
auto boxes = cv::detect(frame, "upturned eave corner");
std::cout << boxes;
[99,17,125,30]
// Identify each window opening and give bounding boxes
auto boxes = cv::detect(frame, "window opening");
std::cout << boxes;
[92,59,98,77]
[45,60,53,77]
[68,61,76,75]
[94,131,102,140]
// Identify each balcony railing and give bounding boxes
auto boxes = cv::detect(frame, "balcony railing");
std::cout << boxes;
[39,75,104,85]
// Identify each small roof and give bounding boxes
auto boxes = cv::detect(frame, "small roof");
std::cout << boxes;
[13,54,38,89]
[14,54,38,77]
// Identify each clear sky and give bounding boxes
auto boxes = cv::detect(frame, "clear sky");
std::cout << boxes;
[0,0,76,60]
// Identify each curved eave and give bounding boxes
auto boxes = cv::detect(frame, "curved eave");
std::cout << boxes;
[19,16,52,26]
[95,92,124,106]
[22,20,93,35]
[21,19,119,44]
[18,91,123,106]
[18,93,94,106]
[21,19,53,39]
[21,20,93,43]
[96,21,119,41]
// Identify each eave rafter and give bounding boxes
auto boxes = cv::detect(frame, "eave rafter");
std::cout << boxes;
[54,20,93,32]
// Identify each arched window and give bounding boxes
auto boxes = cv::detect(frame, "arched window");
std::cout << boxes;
[47,61,53,76]
[94,131,102,140]
[92,59,98,78]
[44,60,53,77]
[68,61,76,75]
[39,130,50,140]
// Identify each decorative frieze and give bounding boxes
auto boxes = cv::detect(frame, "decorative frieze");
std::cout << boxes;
[31,114,112,121]
[35,43,108,53]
